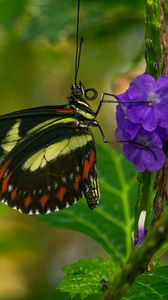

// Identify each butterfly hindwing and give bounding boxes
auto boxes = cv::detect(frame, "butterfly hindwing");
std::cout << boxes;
[0,116,99,214]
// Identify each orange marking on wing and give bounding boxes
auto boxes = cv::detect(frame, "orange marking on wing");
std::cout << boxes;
[56,186,66,202]
[56,108,74,114]
[40,194,49,209]
[83,150,95,180]
[0,160,10,180]
[1,174,11,193]
[89,150,95,165]
[83,160,90,180]
[11,188,17,201]
[24,195,32,208]
[73,175,81,192]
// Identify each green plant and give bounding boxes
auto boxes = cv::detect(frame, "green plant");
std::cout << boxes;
[40,1,168,299]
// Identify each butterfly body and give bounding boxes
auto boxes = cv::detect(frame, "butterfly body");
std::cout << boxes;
[0,83,100,214]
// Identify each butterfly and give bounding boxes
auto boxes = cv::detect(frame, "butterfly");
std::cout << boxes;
[0,82,105,214]
[0,0,110,214]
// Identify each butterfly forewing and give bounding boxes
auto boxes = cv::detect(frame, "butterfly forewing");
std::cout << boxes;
[0,107,76,161]
[0,109,99,214]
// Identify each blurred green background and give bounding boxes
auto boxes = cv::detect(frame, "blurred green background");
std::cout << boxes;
[0,0,145,299]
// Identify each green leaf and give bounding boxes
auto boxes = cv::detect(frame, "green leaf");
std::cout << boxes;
[39,143,137,265]
[59,257,116,299]
[123,266,168,299]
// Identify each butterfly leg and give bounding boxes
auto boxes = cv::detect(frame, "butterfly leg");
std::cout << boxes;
[94,92,119,143]
[95,92,119,117]
[95,92,149,117]
[97,124,109,143]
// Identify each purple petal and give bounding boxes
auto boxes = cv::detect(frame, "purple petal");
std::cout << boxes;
[122,143,165,172]
[157,87,168,104]
[116,91,129,102]
[127,74,155,101]
[158,105,168,128]
[127,105,150,124]
[156,75,168,89]
[157,126,168,140]
[116,105,141,139]
[123,143,146,172]
[134,229,147,246]
[147,130,163,148]
[124,122,140,139]
[141,107,158,131]
[145,148,165,171]
[115,127,129,141]
[116,105,125,126]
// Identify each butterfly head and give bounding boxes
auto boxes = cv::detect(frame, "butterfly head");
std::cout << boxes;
[71,81,98,102]
[70,81,99,122]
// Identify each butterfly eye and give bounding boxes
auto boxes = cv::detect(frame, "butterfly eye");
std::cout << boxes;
[72,84,84,99]
[84,88,98,101]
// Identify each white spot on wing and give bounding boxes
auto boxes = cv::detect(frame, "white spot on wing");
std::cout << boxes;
[3,171,8,178]
[70,173,74,180]
[65,202,70,208]
[54,183,58,189]
[62,177,66,183]
[8,185,13,192]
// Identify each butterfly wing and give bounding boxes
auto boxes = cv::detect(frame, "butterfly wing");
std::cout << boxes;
[0,110,99,214]
[0,105,75,162]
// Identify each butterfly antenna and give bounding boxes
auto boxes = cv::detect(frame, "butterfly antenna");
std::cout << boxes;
[76,38,83,83]
[74,0,83,85]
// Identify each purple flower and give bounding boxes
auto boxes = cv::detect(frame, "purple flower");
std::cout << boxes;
[134,211,147,247]
[115,73,168,172]
[100,279,108,291]
[115,127,165,172]
[100,279,112,291]
[117,74,168,131]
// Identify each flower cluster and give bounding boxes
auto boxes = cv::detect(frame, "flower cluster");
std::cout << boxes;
[115,74,168,172]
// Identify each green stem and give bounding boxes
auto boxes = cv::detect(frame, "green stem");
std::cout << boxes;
[135,171,153,234]
[103,210,168,300]
[134,0,162,239]
[145,0,162,77]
